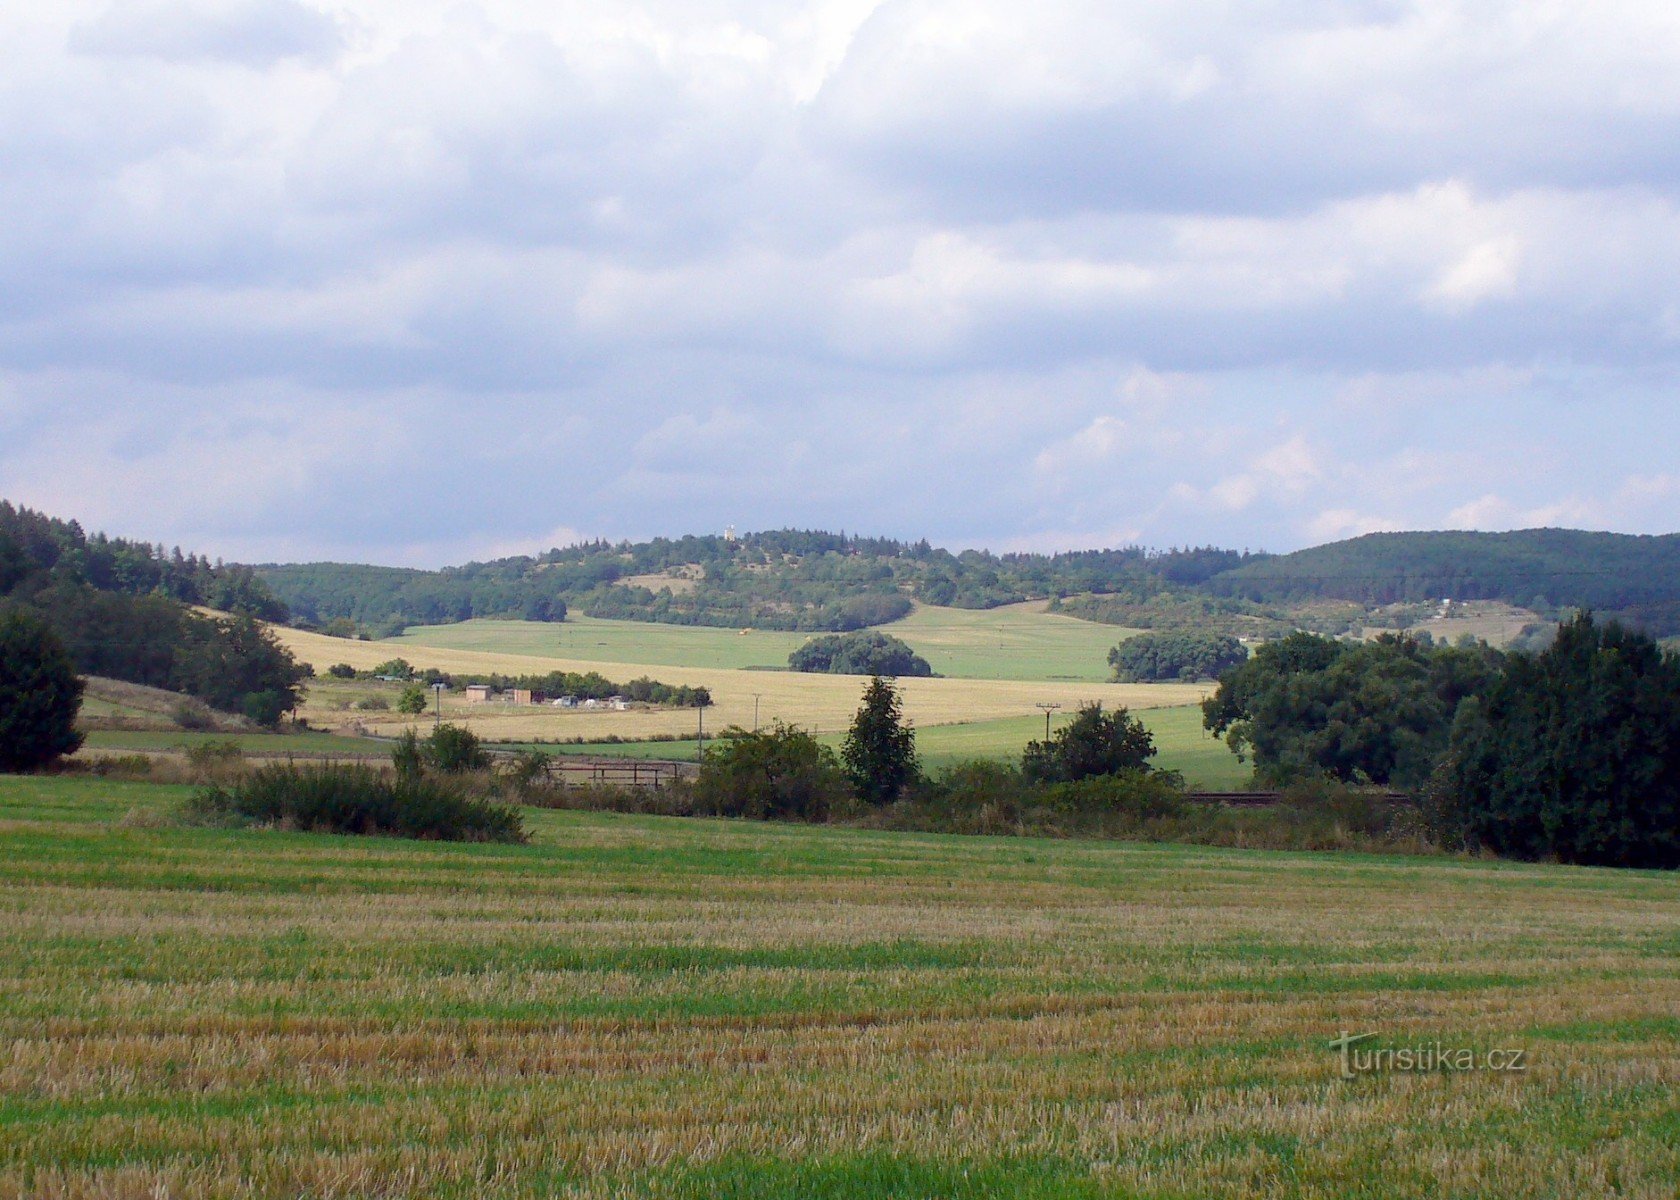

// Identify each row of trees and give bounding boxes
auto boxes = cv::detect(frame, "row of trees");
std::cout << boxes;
[1108,632,1249,682]
[699,678,1159,819]
[1202,615,1680,867]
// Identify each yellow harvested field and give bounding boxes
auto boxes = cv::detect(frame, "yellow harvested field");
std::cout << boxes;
[276,625,1210,740]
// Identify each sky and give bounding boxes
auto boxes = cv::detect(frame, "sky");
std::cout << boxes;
[4,0,1680,566]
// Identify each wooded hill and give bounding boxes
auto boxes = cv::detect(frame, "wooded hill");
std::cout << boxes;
[257,534,1257,634]
[257,525,1680,638]
[0,501,305,723]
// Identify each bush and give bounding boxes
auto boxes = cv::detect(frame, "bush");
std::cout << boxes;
[187,763,525,842]
[0,608,84,772]
[327,663,357,679]
[425,723,490,773]
[242,689,288,728]
[171,698,218,730]
[354,696,390,711]
[1442,612,1680,867]
[397,684,428,715]
[1022,702,1155,783]
[695,721,852,821]
[182,738,245,778]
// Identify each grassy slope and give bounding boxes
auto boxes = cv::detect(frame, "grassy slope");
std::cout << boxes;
[1,775,1676,1198]
[392,603,1139,683]
[275,625,1205,748]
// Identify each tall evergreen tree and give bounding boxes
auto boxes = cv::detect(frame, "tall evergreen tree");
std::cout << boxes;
[842,676,920,804]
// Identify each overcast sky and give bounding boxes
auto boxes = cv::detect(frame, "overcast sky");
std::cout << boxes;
[4,1,1680,565]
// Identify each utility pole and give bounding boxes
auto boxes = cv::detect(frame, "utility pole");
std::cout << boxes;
[1035,702,1061,743]
[696,702,705,764]
[752,693,762,732]
[432,682,445,731]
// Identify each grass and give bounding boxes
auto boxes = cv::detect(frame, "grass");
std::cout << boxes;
[517,705,1252,790]
[391,603,1138,683]
[275,625,1207,748]
[82,730,383,756]
[2,774,1676,1197]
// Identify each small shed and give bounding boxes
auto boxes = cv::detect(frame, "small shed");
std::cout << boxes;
[464,684,493,704]
[509,688,533,706]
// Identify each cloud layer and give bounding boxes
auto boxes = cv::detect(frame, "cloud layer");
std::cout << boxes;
[4,0,1679,563]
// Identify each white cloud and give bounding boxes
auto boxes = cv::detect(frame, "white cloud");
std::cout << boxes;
[2,1,1679,560]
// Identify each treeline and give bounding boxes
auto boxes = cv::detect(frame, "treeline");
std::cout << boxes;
[257,561,567,633]
[257,525,1680,640]
[338,660,709,707]
[1108,632,1248,682]
[0,501,287,620]
[0,502,306,724]
[1202,615,1680,867]
[1208,529,1680,634]
[256,530,1267,633]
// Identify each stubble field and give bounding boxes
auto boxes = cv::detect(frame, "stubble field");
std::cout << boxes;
[2,775,1677,1198]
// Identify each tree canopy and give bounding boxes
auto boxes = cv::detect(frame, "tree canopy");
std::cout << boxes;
[0,610,84,772]
[1022,702,1156,784]
[1441,612,1680,868]
[1109,632,1248,682]
[842,676,919,803]
[788,630,933,677]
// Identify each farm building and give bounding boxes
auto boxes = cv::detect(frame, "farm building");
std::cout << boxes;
[464,684,493,704]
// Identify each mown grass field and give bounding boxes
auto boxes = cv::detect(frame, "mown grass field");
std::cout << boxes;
[3,775,1677,1198]
[392,604,1139,683]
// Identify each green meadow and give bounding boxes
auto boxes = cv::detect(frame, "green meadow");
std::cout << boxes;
[392,604,1137,683]
[1,774,1675,1198]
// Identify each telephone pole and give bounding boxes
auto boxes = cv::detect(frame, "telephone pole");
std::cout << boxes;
[1034,702,1061,742]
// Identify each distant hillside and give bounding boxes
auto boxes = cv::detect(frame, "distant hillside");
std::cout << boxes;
[257,532,1258,634]
[255,525,1680,639]
[1205,529,1680,633]
[0,500,306,722]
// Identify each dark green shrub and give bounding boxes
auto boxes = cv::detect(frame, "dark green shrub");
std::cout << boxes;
[355,696,390,711]
[392,728,424,781]
[695,721,852,821]
[397,685,428,715]
[327,662,357,678]
[242,689,287,728]
[188,763,524,842]
[425,723,490,773]
[0,608,83,772]
[1022,702,1155,783]
[1040,771,1188,821]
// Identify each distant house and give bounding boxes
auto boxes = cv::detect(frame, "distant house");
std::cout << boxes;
[464,684,493,704]
[509,688,533,706]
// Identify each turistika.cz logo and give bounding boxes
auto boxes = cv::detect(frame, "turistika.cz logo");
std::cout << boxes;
[1328,1031,1529,1080]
